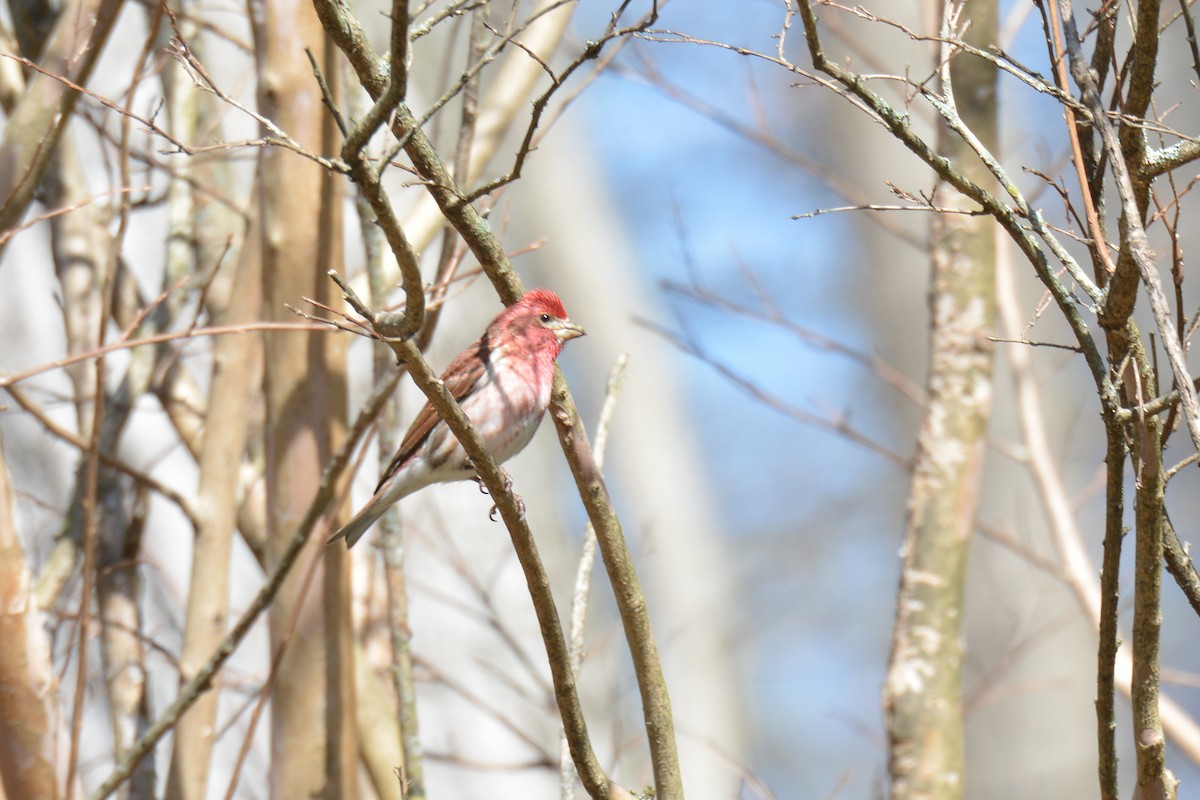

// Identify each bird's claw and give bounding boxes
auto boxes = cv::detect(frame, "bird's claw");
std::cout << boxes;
[467,460,491,495]
[487,469,522,521]
[488,493,525,522]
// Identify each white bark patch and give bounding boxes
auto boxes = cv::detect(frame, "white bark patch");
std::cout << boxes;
[887,625,945,697]
[906,569,947,588]
[920,293,994,479]
[888,651,936,695]
[4,561,31,614]
[911,624,943,655]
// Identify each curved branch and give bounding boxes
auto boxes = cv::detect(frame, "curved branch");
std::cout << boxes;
[1164,513,1200,620]
[87,366,402,800]
[1144,140,1200,180]
[0,0,125,262]
[326,272,624,799]
[795,0,1113,407]
[1058,0,1200,463]
[315,2,684,794]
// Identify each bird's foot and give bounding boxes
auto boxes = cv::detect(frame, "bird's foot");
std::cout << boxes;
[488,494,525,522]
[487,469,523,521]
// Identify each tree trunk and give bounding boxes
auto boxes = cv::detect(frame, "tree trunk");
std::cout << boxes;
[251,1,352,795]
[0,431,76,800]
[884,1,998,797]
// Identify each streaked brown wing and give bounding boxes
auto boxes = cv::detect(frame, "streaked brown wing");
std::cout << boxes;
[375,338,489,493]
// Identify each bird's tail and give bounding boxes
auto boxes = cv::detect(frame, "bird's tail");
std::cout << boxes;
[327,500,390,549]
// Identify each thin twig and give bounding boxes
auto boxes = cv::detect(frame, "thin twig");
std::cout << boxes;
[88,365,403,800]
[0,321,330,389]
[1164,512,1200,620]
[2,384,199,528]
[325,271,622,797]
[560,353,629,799]
[1058,0,1200,457]
[314,0,681,787]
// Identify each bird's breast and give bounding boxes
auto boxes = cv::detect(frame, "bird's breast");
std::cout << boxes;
[444,348,554,466]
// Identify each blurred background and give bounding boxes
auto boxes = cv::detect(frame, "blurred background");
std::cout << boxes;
[2,0,1199,798]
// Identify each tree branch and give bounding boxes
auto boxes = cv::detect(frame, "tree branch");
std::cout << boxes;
[314,2,683,793]
[87,365,401,800]
[325,271,625,799]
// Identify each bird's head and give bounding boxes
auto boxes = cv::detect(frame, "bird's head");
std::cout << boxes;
[491,289,585,360]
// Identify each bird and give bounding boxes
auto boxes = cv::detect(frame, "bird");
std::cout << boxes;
[328,289,586,548]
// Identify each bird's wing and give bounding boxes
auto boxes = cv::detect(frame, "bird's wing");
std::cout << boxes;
[375,338,489,493]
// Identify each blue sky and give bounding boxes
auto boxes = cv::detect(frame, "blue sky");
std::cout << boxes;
[564,0,1200,796]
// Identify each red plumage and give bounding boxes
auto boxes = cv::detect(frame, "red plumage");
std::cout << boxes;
[328,289,585,548]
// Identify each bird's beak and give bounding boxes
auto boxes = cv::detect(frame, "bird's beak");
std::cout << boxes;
[555,320,586,341]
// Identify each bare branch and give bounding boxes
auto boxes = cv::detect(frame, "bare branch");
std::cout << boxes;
[88,361,402,800]
[325,270,626,798]
[560,353,629,799]
[315,2,684,791]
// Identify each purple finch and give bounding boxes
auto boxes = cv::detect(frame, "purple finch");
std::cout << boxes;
[329,289,586,548]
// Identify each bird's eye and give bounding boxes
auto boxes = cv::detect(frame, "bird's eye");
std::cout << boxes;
[539,313,551,323]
